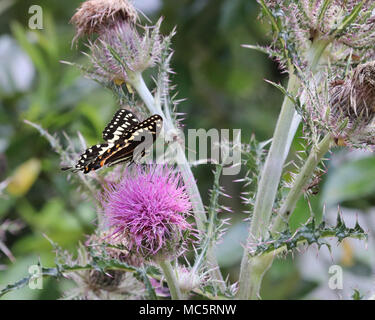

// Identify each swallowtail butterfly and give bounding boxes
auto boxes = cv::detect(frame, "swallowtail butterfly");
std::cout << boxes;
[62,108,163,174]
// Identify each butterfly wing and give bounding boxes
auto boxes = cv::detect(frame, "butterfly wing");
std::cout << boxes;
[97,114,163,168]
[68,114,163,174]
[74,143,113,173]
[102,108,140,143]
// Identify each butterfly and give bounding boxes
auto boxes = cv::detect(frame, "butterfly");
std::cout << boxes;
[62,108,163,174]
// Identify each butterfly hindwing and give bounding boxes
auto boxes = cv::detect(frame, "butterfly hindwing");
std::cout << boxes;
[102,108,139,143]
[98,114,163,168]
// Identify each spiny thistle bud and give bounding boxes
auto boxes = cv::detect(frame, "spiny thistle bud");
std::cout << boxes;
[71,0,138,42]
[88,19,162,84]
[329,61,375,144]
[176,265,207,294]
[100,165,192,261]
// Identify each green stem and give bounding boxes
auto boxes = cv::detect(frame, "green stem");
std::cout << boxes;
[237,71,300,299]
[272,133,332,232]
[128,72,207,229]
[249,72,299,240]
[128,71,224,288]
[237,38,330,300]
[241,134,332,300]
[158,260,183,300]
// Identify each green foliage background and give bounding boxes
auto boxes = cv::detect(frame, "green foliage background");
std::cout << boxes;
[1,0,374,299]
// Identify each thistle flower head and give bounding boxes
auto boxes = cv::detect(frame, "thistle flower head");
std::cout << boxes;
[100,165,192,260]
[71,0,138,42]
[87,19,162,84]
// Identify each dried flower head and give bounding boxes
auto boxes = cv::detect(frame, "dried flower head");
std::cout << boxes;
[303,61,375,148]
[71,0,138,42]
[329,61,375,145]
[87,19,162,84]
[330,61,375,124]
[62,243,145,300]
[101,165,192,260]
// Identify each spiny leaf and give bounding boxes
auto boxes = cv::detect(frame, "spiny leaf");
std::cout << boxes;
[241,44,282,58]
[317,0,332,26]
[264,79,298,106]
[250,214,367,257]
[240,135,270,211]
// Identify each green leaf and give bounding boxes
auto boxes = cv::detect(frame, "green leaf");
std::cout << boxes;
[251,215,367,257]
[317,0,332,26]
[135,269,157,300]
[241,44,282,59]
[351,289,363,300]
[322,156,375,205]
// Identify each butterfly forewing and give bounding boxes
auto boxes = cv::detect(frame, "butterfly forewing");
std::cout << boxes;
[75,143,109,169]
[67,111,163,174]
[102,108,139,143]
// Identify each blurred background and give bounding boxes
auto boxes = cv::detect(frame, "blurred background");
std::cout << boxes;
[0,0,374,299]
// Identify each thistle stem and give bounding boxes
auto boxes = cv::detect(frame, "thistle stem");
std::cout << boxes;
[272,133,332,232]
[237,38,330,300]
[158,260,183,300]
[128,72,207,228]
[128,72,163,120]
[237,71,300,299]
[128,71,225,288]
[240,133,332,300]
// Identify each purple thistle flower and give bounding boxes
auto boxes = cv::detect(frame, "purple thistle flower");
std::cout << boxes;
[101,165,192,259]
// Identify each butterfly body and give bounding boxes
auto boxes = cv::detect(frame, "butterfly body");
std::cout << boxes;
[63,109,162,174]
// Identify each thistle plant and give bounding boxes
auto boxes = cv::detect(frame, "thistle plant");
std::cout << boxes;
[238,0,375,299]
[2,0,375,301]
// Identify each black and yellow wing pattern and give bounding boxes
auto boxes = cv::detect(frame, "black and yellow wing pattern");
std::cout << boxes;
[62,109,163,174]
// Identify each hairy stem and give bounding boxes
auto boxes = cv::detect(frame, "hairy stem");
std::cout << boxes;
[272,133,332,232]
[128,72,207,228]
[128,71,224,287]
[158,260,183,300]
[237,38,330,299]
[241,134,332,300]
[237,71,300,299]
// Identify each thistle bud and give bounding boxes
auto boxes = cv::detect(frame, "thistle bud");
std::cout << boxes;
[88,19,162,84]
[176,266,206,294]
